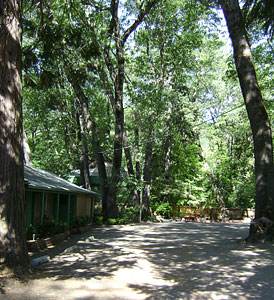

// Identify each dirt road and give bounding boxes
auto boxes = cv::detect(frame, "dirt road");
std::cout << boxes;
[1,221,274,300]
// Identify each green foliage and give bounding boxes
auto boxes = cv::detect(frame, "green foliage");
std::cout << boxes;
[94,216,104,225]
[118,207,140,223]
[146,215,157,222]
[107,218,117,225]
[69,215,90,228]
[243,0,274,37]
[201,101,255,209]
[27,219,68,240]
[153,202,172,218]
[21,0,271,221]
[93,206,140,225]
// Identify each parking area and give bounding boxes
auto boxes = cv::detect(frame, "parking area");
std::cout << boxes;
[1,221,274,300]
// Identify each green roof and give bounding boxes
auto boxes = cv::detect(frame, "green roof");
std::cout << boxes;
[24,165,96,196]
[68,163,127,178]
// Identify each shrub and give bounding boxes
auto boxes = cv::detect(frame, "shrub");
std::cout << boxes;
[118,207,139,224]
[94,215,103,225]
[154,202,172,218]
[26,219,68,240]
[146,215,157,222]
[107,218,117,225]
[70,215,90,228]
[117,218,127,224]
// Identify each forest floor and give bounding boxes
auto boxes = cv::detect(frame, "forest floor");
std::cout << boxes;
[1,221,274,300]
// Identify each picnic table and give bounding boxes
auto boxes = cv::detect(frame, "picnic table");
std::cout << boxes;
[184,215,199,222]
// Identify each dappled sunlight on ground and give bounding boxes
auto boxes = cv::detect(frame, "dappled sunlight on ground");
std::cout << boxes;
[1,222,274,300]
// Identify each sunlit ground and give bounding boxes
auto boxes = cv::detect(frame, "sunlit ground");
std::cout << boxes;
[1,222,274,300]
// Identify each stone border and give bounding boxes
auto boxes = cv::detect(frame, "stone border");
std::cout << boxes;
[27,224,93,252]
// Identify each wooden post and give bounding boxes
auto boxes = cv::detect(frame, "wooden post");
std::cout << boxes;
[56,194,60,222]
[40,192,45,224]
[67,194,71,224]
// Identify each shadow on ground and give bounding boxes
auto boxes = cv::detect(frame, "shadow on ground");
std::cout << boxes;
[2,222,274,300]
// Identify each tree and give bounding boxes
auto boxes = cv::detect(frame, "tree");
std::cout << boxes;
[22,0,161,219]
[126,0,215,217]
[243,0,274,37]
[102,0,160,218]
[0,0,29,272]
[220,0,274,227]
[21,0,274,224]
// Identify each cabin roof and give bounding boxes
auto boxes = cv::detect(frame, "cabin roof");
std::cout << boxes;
[24,165,96,195]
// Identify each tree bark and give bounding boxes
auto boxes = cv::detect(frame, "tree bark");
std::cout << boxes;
[91,122,109,220]
[96,151,109,220]
[220,0,274,221]
[142,132,154,217]
[77,113,91,190]
[162,101,172,203]
[124,129,140,207]
[104,0,160,218]
[64,61,92,190]
[134,125,141,208]
[0,0,30,272]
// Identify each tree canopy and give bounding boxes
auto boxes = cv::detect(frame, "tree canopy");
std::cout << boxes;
[20,0,274,221]
[1,0,274,272]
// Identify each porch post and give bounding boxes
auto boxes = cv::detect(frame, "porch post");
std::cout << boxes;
[67,194,71,224]
[56,194,60,223]
[91,197,95,218]
[40,192,45,224]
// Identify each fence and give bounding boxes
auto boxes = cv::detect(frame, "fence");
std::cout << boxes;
[174,206,254,221]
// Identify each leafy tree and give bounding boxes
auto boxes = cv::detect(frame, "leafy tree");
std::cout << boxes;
[203,107,255,210]
[220,0,274,226]
[243,0,274,37]
[20,0,274,225]
[122,0,214,217]
[22,0,161,219]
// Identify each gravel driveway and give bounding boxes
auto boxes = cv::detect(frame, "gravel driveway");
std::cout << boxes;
[1,221,274,300]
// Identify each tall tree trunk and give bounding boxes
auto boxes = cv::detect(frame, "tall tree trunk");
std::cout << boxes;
[65,61,111,215]
[64,62,92,190]
[96,151,109,220]
[76,112,86,188]
[106,94,123,218]
[220,0,274,222]
[142,132,154,217]
[91,122,109,220]
[162,102,172,203]
[0,0,29,272]
[103,0,160,218]
[124,129,140,207]
[103,1,124,219]
[77,114,91,190]
[134,125,141,208]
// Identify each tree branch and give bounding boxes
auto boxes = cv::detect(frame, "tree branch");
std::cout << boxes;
[122,0,160,45]
[80,0,109,12]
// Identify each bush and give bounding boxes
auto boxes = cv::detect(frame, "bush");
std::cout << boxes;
[117,218,126,225]
[146,215,157,222]
[26,218,68,240]
[93,207,140,226]
[118,207,139,224]
[154,202,172,218]
[70,215,90,228]
[94,215,103,225]
[107,218,117,225]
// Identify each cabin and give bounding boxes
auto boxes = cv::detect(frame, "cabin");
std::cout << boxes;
[24,165,97,227]
[67,163,127,188]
